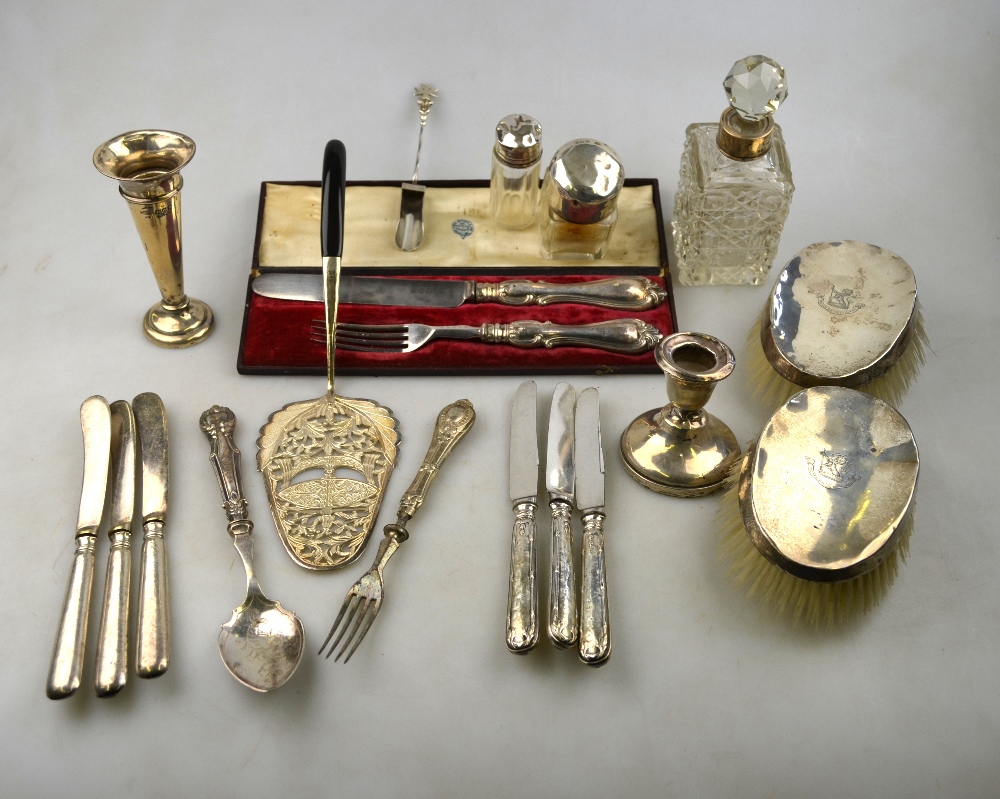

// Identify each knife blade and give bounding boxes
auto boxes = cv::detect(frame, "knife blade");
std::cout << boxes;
[95,400,137,696]
[253,273,666,310]
[47,396,112,699]
[133,392,170,679]
[506,380,539,654]
[574,387,610,666]
[546,382,578,648]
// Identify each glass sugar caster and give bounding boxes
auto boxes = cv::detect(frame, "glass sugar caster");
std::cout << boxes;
[540,138,624,260]
[490,114,543,230]
[672,55,794,286]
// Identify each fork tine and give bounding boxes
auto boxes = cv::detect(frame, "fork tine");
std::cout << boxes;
[310,324,408,341]
[337,323,408,334]
[338,331,407,342]
[321,593,363,659]
[341,602,380,663]
[310,322,409,335]
[334,598,374,662]
[308,335,405,352]
[337,344,405,353]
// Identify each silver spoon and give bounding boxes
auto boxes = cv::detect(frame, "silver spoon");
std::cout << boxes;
[395,84,438,252]
[200,405,304,692]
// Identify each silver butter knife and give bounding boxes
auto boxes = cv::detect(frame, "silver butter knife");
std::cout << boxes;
[133,392,170,678]
[47,396,112,699]
[95,400,137,696]
[253,273,666,311]
[575,387,610,666]
[546,382,578,648]
[506,380,539,654]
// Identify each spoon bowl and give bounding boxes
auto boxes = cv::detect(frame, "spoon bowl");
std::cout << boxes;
[201,406,305,692]
[219,589,304,693]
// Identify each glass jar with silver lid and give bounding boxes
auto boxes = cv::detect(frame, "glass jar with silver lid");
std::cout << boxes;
[490,114,543,230]
[539,138,624,260]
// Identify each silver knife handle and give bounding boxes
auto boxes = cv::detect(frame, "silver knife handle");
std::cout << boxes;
[548,499,577,648]
[579,510,610,666]
[396,399,476,521]
[95,531,131,696]
[506,500,538,654]
[46,534,97,699]
[199,406,251,530]
[136,519,170,678]
[478,277,667,310]
[481,319,661,354]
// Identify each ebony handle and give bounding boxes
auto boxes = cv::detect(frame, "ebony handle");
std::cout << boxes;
[321,140,347,259]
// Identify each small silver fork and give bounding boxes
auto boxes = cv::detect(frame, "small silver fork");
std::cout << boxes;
[310,319,663,355]
[318,399,476,662]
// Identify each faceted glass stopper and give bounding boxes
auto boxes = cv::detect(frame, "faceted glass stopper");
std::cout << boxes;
[723,55,788,121]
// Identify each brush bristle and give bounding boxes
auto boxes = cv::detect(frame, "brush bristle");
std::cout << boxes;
[717,486,913,627]
[746,301,927,409]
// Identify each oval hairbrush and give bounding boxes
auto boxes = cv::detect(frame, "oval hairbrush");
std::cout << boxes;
[718,386,919,626]
[746,241,927,410]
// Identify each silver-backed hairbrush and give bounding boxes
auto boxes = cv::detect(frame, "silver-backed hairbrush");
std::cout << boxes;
[745,241,927,410]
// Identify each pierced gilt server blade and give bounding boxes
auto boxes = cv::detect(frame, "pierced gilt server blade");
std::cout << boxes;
[257,140,400,570]
[257,396,400,569]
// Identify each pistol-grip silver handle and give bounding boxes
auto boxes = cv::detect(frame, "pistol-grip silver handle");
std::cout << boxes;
[506,501,538,654]
[95,532,131,696]
[481,277,667,310]
[547,499,577,648]
[136,522,170,678]
[484,319,661,354]
[579,511,610,666]
[46,535,97,699]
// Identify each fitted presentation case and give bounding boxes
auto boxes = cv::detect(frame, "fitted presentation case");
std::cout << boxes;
[238,179,677,376]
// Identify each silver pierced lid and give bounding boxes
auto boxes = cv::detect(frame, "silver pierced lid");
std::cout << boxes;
[544,139,624,224]
[494,114,542,167]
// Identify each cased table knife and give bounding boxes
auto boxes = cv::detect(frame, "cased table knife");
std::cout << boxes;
[95,400,137,696]
[47,396,112,699]
[546,382,578,648]
[506,380,539,654]
[253,273,666,311]
[575,387,611,666]
[133,392,170,678]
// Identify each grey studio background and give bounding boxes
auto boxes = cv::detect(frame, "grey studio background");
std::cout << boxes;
[1,2,998,797]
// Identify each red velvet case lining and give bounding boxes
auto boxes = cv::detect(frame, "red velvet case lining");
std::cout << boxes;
[238,272,675,376]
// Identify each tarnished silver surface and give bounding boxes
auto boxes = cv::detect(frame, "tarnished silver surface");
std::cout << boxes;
[546,383,577,649]
[319,400,475,662]
[494,114,543,168]
[544,139,624,223]
[316,318,663,355]
[93,130,214,347]
[621,332,740,497]
[575,387,610,666]
[95,400,137,697]
[255,273,667,310]
[201,406,304,692]
[396,84,438,251]
[133,392,170,678]
[762,241,919,388]
[47,396,112,699]
[739,386,919,582]
[507,381,539,654]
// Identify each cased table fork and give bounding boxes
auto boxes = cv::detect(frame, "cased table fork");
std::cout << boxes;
[310,318,661,354]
